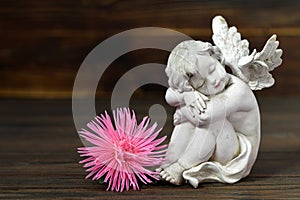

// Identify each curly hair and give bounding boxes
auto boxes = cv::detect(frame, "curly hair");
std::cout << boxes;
[165,40,222,92]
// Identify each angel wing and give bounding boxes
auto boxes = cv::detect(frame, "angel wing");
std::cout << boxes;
[212,16,283,90]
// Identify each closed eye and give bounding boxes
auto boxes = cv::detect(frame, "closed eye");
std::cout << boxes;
[198,80,206,89]
[209,64,216,74]
[189,77,205,90]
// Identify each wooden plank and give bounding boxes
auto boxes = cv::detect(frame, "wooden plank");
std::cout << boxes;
[0,0,299,98]
[0,97,299,199]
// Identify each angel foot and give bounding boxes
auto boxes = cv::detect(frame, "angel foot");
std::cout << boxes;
[155,161,175,174]
[155,165,171,179]
[160,162,185,185]
[155,167,163,173]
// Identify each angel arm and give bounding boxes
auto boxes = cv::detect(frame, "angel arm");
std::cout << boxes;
[165,87,209,114]
[177,92,228,127]
[181,76,255,126]
[165,88,183,107]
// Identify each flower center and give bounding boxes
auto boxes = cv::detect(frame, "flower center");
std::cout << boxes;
[119,138,135,153]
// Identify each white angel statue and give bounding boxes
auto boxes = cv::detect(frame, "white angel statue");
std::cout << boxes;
[157,16,283,187]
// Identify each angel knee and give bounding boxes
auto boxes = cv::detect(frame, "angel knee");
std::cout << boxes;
[178,130,216,169]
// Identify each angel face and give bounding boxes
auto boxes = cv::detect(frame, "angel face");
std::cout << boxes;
[188,55,230,96]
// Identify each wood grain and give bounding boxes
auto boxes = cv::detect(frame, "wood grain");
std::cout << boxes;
[0,97,299,199]
[0,0,299,98]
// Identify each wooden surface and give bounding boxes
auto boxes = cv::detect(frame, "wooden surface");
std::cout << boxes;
[0,0,299,98]
[0,97,300,199]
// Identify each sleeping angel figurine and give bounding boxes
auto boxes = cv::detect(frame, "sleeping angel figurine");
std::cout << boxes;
[157,16,283,187]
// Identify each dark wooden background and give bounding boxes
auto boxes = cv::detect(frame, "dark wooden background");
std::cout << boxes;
[1,1,300,199]
[0,0,299,98]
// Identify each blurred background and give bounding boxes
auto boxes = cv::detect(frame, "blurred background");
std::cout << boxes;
[1,1,300,198]
[0,0,299,100]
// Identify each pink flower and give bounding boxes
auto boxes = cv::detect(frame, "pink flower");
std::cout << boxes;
[77,108,167,192]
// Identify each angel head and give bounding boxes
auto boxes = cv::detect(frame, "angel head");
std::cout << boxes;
[165,40,230,96]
